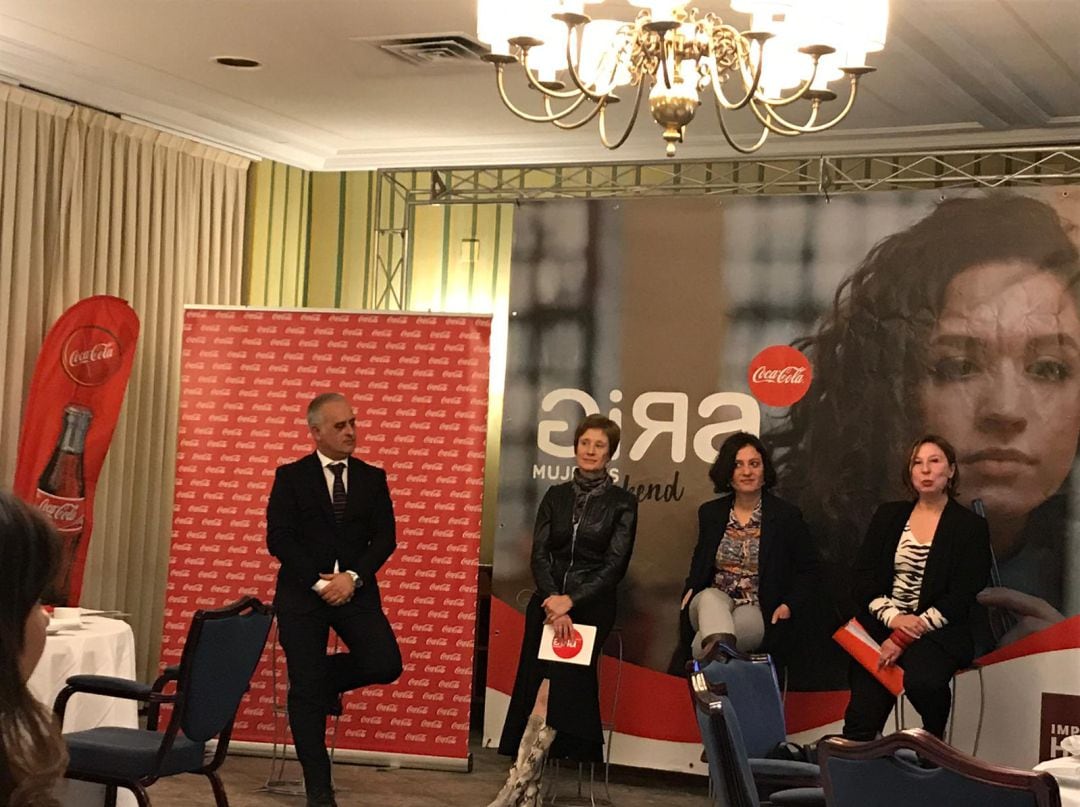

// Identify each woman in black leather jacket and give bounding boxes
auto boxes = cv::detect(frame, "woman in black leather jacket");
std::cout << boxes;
[488,414,638,807]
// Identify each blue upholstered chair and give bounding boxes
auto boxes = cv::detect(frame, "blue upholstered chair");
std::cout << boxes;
[820,729,1061,807]
[689,672,825,807]
[698,646,821,797]
[54,596,273,807]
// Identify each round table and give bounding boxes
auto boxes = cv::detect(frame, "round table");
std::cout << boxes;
[27,615,139,807]
[1034,757,1080,807]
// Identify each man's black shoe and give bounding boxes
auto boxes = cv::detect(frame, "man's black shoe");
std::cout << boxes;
[306,791,337,807]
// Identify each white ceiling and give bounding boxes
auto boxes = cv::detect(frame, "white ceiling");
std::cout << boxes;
[0,0,1078,170]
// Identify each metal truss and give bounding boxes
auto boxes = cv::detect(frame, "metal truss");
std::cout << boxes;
[388,146,1080,204]
[372,228,407,310]
[370,145,1080,308]
[370,166,412,311]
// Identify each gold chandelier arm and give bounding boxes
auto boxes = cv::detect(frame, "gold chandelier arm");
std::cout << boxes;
[754,76,814,107]
[708,47,760,110]
[718,82,794,137]
[560,24,615,103]
[516,47,588,100]
[743,68,818,109]
[744,94,819,136]
[597,79,646,150]
[706,29,765,112]
[763,99,820,134]
[545,94,607,129]
[493,64,592,123]
[740,46,831,109]
[751,72,864,134]
[713,99,771,154]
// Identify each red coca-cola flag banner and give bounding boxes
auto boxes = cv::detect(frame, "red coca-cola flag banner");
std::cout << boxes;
[13,295,141,604]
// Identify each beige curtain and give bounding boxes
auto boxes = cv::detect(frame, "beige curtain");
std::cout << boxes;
[0,85,249,680]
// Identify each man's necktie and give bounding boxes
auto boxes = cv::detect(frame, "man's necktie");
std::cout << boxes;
[329,463,347,523]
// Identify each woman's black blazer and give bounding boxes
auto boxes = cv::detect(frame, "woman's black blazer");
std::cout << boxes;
[682,492,820,623]
[852,498,992,662]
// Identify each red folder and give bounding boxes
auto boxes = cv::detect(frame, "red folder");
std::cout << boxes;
[833,618,905,696]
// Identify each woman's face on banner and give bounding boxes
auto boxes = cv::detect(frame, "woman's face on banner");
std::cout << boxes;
[919,260,1080,522]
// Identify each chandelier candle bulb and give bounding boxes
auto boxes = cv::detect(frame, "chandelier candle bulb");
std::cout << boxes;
[476,0,887,157]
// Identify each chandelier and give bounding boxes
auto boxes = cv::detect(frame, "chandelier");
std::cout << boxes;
[476,0,888,157]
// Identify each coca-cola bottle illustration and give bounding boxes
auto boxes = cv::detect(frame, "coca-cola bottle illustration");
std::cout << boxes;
[36,405,93,604]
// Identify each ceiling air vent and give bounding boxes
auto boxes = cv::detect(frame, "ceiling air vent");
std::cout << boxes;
[365,33,490,67]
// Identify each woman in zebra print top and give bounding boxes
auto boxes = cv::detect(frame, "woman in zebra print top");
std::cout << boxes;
[842,435,992,742]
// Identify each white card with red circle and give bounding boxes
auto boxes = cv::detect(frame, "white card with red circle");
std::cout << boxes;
[538,623,597,666]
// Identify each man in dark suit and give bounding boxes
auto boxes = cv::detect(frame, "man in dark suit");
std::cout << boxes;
[267,392,402,807]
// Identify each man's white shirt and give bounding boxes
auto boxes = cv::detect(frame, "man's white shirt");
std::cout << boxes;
[311,450,357,593]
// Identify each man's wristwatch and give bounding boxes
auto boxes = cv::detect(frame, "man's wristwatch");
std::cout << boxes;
[345,570,359,586]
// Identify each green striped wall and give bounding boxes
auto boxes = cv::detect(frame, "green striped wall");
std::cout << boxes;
[245,163,513,316]
[245,160,312,307]
[306,171,377,309]
[409,202,513,314]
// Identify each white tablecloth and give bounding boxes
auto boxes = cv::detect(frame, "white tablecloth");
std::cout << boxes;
[28,615,139,807]
[1034,757,1080,807]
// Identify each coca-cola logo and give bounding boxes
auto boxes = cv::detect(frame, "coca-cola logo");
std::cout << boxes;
[751,366,807,384]
[62,326,123,386]
[747,345,812,407]
[552,629,585,660]
[34,491,85,533]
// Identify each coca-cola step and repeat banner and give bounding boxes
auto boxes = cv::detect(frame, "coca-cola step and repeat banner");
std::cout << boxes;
[13,295,140,605]
[487,191,1080,772]
[164,306,490,766]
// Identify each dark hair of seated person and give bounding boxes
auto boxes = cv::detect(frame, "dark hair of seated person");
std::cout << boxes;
[0,491,67,807]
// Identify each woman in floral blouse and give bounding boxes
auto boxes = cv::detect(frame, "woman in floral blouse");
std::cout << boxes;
[681,432,820,660]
